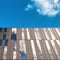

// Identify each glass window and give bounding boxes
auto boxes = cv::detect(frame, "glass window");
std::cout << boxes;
[3,34,6,40]
[20,51,27,60]
[11,32,16,41]
[0,28,2,32]
[0,40,2,46]
[5,40,8,46]
[4,28,7,32]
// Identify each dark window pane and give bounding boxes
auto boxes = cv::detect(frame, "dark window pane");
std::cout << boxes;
[5,40,8,46]
[0,28,2,32]
[3,34,6,40]
[20,51,27,60]
[0,40,2,46]
[11,32,16,41]
[4,28,7,32]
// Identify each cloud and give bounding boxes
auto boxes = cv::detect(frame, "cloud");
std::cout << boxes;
[25,0,60,16]
[25,4,33,11]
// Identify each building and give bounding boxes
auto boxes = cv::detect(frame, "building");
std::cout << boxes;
[0,28,60,60]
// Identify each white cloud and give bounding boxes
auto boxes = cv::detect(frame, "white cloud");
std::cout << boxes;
[25,0,60,16]
[25,4,33,11]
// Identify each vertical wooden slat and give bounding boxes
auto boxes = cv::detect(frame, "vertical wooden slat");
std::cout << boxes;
[25,40,34,59]
[6,40,13,59]
[45,40,54,59]
[48,40,58,60]
[16,28,20,59]
[33,29,41,59]
[6,28,12,59]
[39,40,50,59]
[0,40,5,59]
[45,28,52,40]
[38,28,43,40]
[0,29,5,59]
[22,28,25,40]
[6,28,12,40]
[57,28,60,32]
[16,40,20,59]
[54,29,60,39]
[28,28,36,40]
[50,28,60,40]
[24,28,28,40]
[17,28,22,40]
[54,40,60,55]
[0,29,4,39]
[33,40,41,59]
[38,28,46,40]
[0,28,60,60]
[23,28,33,59]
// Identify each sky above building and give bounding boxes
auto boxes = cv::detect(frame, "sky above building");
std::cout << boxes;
[0,0,60,27]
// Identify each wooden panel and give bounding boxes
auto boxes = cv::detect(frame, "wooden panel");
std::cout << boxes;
[6,40,13,59]
[57,28,60,32]
[6,29,12,40]
[54,40,60,55]
[16,40,20,59]
[17,28,22,40]
[33,40,41,59]
[48,40,58,59]
[24,28,27,40]
[0,29,4,39]
[39,40,50,59]
[50,28,60,40]
[0,28,60,59]
[25,40,34,59]
[45,28,52,40]
[0,40,5,59]
[38,28,46,40]
[28,28,36,40]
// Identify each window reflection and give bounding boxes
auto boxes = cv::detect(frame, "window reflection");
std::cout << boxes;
[19,40,27,60]
[20,51,27,60]
[11,32,16,41]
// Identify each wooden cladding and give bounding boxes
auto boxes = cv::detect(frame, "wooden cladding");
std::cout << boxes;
[0,28,60,60]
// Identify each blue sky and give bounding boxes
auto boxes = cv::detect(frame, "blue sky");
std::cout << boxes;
[0,0,60,27]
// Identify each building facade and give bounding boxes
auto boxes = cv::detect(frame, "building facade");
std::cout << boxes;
[0,28,60,60]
